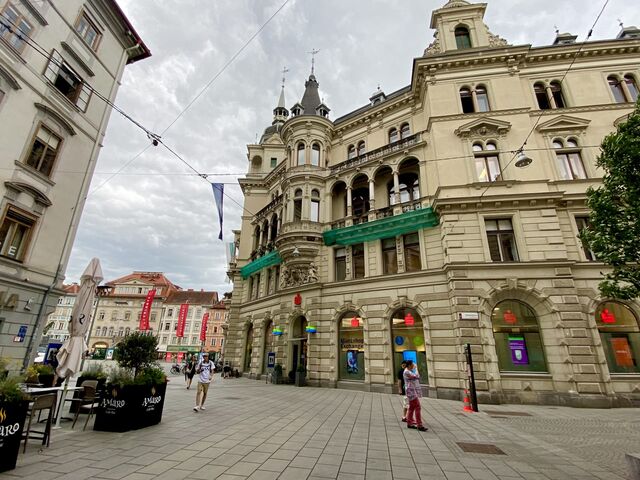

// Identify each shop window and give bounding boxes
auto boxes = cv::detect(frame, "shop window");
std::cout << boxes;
[382,237,397,275]
[596,302,639,374]
[335,247,346,281]
[455,26,472,49]
[293,188,302,221]
[391,308,428,383]
[0,205,36,261]
[311,143,320,166]
[485,218,518,262]
[553,138,587,180]
[24,124,62,177]
[0,3,32,52]
[491,300,547,372]
[310,189,320,222]
[338,313,365,381]
[352,243,365,279]
[473,141,501,182]
[403,232,421,272]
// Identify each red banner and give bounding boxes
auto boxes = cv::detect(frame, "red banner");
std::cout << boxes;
[176,303,189,337]
[139,289,156,330]
[200,312,209,342]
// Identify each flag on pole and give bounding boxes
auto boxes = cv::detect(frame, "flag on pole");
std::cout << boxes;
[212,183,224,240]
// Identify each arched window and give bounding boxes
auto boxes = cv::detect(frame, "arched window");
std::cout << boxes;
[455,26,472,49]
[460,87,474,113]
[476,85,490,112]
[357,141,366,157]
[389,128,398,144]
[595,302,639,374]
[534,83,551,110]
[118,327,124,337]
[473,141,501,182]
[253,226,260,251]
[311,143,320,166]
[550,81,565,108]
[296,143,305,165]
[262,220,269,245]
[391,307,428,383]
[244,324,253,371]
[270,214,278,241]
[108,327,114,337]
[625,74,639,101]
[293,188,303,221]
[125,327,130,336]
[347,145,356,160]
[552,138,587,180]
[608,76,627,103]
[338,312,365,381]
[388,173,419,205]
[310,189,320,222]
[351,187,370,218]
[400,123,411,139]
[491,300,547,372]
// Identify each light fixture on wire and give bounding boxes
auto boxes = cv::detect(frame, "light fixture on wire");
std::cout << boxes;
[514,149,533,168]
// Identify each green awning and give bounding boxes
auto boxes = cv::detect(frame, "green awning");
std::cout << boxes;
[323,206,439,246]
[240,250,282,279]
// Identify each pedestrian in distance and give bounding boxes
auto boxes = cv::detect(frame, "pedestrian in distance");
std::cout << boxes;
[403,360,428,431]
[183,355,191,383]
[397,360,408,422]
[193,352,215,412]
[185,355,196,389]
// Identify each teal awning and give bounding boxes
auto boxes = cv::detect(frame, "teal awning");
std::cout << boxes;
[323,207,439,246]
[240,250,282,279]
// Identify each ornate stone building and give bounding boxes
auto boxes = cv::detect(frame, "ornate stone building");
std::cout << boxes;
[225,0,640,407]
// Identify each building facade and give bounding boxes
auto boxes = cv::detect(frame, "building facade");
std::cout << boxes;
[89,272,177,355]
[203,300,226,360]
[0,0,150,369]
[158,290,218,362]
[225,0,640,407]
[45,283,79,342]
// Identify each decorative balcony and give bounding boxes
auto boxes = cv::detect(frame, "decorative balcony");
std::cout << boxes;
[240,250,282,279]
[323,206,438,246]
[330,133,421,175]
[255,194,283,222]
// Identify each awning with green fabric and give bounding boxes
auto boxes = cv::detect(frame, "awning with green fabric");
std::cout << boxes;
[240,250,282,279]
[323,207,439,247]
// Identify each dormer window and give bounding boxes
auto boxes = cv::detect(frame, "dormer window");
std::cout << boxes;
[455,26,472,49]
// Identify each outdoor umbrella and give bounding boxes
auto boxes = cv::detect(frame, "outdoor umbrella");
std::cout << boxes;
[56,258,103,378]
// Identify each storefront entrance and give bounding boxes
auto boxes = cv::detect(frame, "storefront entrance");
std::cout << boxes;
[289,316,308,378]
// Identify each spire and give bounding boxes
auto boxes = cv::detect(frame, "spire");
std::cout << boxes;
[273,67,289,125]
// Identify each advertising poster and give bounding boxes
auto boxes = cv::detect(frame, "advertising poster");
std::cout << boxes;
[105,348,114,360]
[402,350,417,364]
[346,350,359,374]
[267,352,275,368]
[610,337,634,367]
[508,336,529,365]
[45,342,62,365]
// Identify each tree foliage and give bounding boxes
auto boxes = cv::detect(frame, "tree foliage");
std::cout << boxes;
[113,332,158,376]
[580,100,640,300]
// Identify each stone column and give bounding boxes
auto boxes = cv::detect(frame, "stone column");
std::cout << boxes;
[393,171,401,205]
[346,187,353,217]
[368,179,375,211]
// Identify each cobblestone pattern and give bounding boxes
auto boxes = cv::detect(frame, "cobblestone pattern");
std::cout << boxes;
[1,378,637,480]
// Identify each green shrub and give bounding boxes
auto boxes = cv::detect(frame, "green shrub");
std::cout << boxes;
[134,366,166,386]
[81,364,107,380]
[114,332,158,376]
[34,364,54,375]
[273,363,283,375]
[107,367,135,387]
[0,376,27,403]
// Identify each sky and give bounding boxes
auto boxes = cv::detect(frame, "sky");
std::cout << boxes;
[64,0,639,294]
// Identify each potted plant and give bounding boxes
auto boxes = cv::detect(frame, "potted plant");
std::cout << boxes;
[0,357,10,380]
[24,364,55,387]
[93,333,168,432]
[295,364,306,387]
[0,375,29,472]
[271,363,283,384]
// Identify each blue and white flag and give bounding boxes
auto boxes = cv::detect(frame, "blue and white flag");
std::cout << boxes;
[212,183,224,240]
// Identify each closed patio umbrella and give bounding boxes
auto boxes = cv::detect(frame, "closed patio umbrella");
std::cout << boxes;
[56,258,103,378]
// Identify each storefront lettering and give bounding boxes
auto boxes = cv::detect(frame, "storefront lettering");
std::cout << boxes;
[142,395,162,408]
[101,398,126,409]
[340,338,364,350]
[0,422,20,437]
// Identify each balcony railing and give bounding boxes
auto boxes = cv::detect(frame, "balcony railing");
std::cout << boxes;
[255,194,283,221]
[330,133,420,175]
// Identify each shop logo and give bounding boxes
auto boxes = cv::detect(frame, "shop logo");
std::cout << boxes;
[0,408,6,423]
[111,388,118,398]
[503,310,517,324]
[0,422,20,437]
[142,395,162,408]
[150,386,156,396]
[600,309,616,324]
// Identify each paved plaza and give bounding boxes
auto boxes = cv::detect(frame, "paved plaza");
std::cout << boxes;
[1,377,639,480]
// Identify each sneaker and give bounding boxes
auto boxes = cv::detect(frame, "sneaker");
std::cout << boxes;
[193,406,199,412]
[199,405,206,410]
[417,426,428,432]
[407,424,417,429]
[401,417,407,423]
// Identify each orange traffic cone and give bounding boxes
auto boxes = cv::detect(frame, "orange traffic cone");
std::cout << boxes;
[462,389,474,412]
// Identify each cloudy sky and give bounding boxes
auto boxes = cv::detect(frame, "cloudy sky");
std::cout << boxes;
[65,0,639,293]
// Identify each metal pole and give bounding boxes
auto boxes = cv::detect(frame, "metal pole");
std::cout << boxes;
[465,343,479,412]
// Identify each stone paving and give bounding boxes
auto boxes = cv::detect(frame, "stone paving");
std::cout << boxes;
[1,377,639,480]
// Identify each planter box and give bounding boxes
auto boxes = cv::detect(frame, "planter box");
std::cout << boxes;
[68,377,107,414]
[295,372,306,387]
[37,374,54,388]
[0,400,28,473]
[94,382,167,432]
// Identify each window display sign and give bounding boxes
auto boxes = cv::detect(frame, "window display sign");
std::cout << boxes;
[503,310,517,324]
[340,337,364,350]
[508,336,529,365]
[346,350,359,374]
[611,337,634,367]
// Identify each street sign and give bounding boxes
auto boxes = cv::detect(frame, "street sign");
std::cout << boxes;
[458,312,479,320]
[13,325,27,343]
[267,352,275,368]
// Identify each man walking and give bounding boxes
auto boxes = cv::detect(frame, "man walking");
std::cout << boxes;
[403,360,427,431]
[194,352,214,412]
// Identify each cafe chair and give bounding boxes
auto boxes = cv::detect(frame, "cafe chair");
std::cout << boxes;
[67,380,99,430]
[22,393,56,453]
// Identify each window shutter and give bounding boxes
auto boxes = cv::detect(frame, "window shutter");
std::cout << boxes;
[44,50,61,84]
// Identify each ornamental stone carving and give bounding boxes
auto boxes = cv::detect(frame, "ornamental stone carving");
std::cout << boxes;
[486,26,509,48]
[424,31,441,56]
[279,263,319,288]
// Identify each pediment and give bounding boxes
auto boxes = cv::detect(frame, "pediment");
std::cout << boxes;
[536,115,590,133]
[454,117,512,138]
[34,103,76,135]
[4,181,52,206]
[0,65,21,90]
[264,135,284,145]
